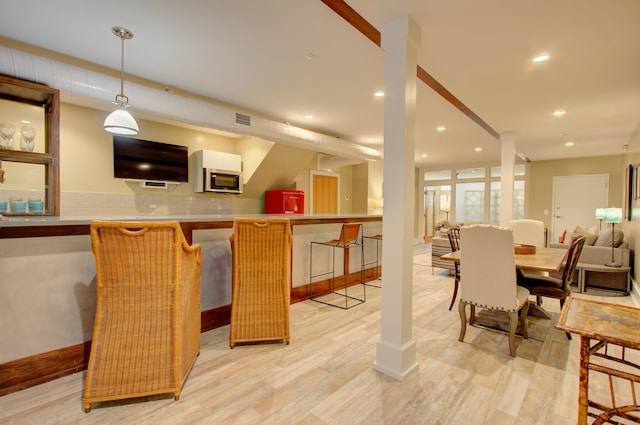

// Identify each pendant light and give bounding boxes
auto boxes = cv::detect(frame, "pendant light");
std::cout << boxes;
[104,26,139,135]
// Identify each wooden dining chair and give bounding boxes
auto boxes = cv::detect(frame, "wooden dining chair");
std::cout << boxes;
[458,224,530,357]
[447,227,460,310]
[517,235,586,339]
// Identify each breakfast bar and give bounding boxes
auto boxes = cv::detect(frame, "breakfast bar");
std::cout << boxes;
[0,214,382,396]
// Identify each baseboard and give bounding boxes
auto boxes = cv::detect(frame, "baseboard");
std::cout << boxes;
[0,306,232,397]
[0,267,380,397]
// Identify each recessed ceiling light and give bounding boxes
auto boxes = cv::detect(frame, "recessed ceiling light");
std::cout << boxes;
[533,54,549,63]
[474,147,482,152]
[305,115,313,119]
[437,126,446,132]
[305,51,316,60]
[553,110,566,117]
[565,141,574,147]
[421,154,428,158]
[374,91,385,97]
[21,120,31,124]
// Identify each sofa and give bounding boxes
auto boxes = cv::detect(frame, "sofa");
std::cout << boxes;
[550,225,631,294]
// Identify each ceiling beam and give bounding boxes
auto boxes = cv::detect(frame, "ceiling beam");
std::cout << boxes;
[320,0,500,141]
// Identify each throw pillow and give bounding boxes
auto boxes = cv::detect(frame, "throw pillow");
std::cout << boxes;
[594,228,625,247]
[572,225,598,246]
[559,229,567,243]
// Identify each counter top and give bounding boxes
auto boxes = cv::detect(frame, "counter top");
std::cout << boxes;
[0,214,381,227]
[0,213,382,239]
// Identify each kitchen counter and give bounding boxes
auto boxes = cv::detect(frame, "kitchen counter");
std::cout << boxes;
[0,213,382,377]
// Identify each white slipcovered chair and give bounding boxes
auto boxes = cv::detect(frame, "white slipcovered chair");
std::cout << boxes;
[458,224,530,357]
[509,219,545,247]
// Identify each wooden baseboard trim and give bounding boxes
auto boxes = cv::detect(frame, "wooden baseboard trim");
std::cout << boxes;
[0,305,233,397]
[0,267,380,397]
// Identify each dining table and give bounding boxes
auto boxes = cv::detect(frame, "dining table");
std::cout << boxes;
[440,245,568,327]
[440,245,568,273]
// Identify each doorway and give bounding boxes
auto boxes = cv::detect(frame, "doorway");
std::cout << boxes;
[424,185,451,241]
[552,174,608,243]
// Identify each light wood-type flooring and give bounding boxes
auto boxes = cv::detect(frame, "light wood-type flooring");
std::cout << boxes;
[1,243,638,424]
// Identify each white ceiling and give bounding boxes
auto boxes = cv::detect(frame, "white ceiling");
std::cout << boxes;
[1,0,639,169]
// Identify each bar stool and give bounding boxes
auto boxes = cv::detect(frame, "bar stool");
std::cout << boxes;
[309,223,365,309]
[363,234,382,288]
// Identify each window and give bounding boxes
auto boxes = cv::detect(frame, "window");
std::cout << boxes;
[425,163,527,225]
[456,167,485,179]
[455,182,485,223]
[424,169,451,181]
[489,180,526,223]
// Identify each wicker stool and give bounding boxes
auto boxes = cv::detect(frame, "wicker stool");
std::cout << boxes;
[309,223,365,309]
[83,221,201,412]
[363,234,382,288]
[229,218,293,348]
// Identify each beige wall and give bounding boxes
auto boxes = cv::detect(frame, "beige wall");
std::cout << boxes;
[61,103,238,195]
[19,102,373,216]
[624,122,640,281]
[528,154,626,232]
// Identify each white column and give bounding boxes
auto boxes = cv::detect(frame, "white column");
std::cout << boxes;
[500,131,516,227]
[373,15,421,380]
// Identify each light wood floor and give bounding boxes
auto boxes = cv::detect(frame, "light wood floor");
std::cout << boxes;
[1,243,638,425]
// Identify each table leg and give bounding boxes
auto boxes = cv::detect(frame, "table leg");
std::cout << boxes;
[578,336,590,424]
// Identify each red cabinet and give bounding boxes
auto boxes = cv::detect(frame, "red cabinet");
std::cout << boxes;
[264,190,304,214]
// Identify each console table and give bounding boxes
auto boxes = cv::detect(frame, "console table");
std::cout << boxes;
[556,297,640,424]
[577,263,632,295]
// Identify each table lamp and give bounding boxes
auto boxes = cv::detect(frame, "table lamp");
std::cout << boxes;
[604,207,622,267]
[595,208,606,231]
[441,200,450,220]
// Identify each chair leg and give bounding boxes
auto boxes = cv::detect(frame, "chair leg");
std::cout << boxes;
[458,301,467,342]
[469,305,476,325]
[448,279,459,311]
[558,298,572,339]
[520,302,529,340]
[508,311,518,357]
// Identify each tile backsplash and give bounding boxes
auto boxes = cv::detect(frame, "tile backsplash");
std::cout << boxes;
[0,190,233,216]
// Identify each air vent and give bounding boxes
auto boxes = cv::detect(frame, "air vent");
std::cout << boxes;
[235,112,251,126]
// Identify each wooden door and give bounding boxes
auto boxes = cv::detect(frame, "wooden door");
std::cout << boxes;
[312,173,339,215]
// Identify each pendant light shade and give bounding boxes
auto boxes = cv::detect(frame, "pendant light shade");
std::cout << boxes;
[104,108,139,135]
[104,26,138,135]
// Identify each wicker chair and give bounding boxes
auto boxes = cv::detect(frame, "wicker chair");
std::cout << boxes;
[229,218,293,348]
[83,221,201,412]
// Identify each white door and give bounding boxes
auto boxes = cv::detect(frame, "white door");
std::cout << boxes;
[552,174,608,243]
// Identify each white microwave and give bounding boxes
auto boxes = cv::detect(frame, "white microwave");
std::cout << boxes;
[203,168,243,193]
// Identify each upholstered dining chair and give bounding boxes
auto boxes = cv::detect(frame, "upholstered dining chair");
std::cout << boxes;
[447,227,461,310]
[229,218,293,348]
[509,219,546,247]
[517,235,586,339]
[84,221,201,412]
[458,224,530,357]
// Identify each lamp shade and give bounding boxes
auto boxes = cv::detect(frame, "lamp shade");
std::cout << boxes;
[595,208,606,220]
[604,207,622,224]
[104,108,139,135]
